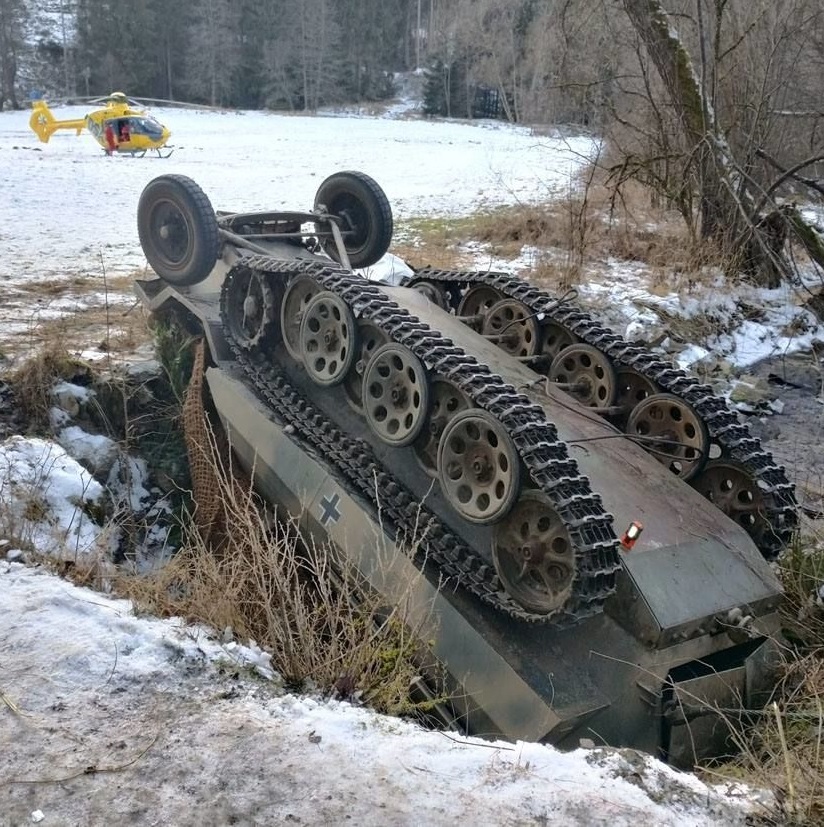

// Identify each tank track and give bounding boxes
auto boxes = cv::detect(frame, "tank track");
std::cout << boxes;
[407,267,798,558]
[219,255,622,625]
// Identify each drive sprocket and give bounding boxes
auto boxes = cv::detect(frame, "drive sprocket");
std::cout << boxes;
[223,267,278,350]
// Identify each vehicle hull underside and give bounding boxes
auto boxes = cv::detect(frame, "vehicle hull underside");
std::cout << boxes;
[135,264,784,767]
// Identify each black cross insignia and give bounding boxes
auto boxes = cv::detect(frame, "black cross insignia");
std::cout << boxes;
[319,493,342,526]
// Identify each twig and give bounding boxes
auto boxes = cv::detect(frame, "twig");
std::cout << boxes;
[103,641,118,686]
[438,731,515,751]
[0,687,27,717]
[1,732,160,786]
[774,701,795,813]
[754,150,824,215]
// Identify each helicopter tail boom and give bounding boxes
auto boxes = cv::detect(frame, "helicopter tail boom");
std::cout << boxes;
[29,101,86,143]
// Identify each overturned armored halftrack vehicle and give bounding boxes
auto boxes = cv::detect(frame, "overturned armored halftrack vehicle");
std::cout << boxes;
[134,171,797,767]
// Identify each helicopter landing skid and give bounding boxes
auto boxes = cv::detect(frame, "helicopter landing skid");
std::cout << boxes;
[105,148,175,159]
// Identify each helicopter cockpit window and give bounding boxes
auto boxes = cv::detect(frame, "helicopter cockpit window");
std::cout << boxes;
[130,117,164,140]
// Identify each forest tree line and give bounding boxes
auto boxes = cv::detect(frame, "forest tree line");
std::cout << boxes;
[2,0,416,110]
[0,1,819,128]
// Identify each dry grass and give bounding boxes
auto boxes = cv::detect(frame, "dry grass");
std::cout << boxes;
[394,173,708,283]
[717,653,824,826]
[6,299,152,363]
[9,342,93,429]
[710,528,824,825]
[15,274,135,298]
[112,413,443,717]
[0,266,153,365]
[392,218,484,271]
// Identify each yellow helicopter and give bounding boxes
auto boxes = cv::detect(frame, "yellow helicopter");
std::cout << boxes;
[29,92,173,157]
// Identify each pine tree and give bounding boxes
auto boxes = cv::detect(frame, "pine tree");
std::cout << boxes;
[422,58,446,116]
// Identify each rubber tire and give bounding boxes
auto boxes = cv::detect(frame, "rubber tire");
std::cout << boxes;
[313,171,393,269]
[137,174,220,286]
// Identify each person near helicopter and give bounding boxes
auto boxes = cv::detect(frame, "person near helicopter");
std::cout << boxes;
[103,121,117,155]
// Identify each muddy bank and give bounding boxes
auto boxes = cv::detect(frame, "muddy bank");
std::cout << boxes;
[749,349,824,530]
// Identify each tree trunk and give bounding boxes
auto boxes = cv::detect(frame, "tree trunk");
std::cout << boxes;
[620,0,741,243]
[0,0,23,110]
[620,0,824,287]
[786,206,824,271]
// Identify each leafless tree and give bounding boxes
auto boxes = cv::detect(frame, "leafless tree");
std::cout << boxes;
[607,0,824,285]
[185,0,241,107]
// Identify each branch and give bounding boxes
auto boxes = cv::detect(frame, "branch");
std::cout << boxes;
[772,110,824,118]
[753,150,824,216]
[2,733,160,786]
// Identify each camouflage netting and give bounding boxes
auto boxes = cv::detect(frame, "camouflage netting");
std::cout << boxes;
[181,339,251,546]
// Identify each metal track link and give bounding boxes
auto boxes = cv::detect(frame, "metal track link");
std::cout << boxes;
[408,267,798,558]
[220,255,622,624]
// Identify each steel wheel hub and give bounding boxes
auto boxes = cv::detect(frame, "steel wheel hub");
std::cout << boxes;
[692,460,769,542]
[299,291,356,386]
[613,368,659,427]
[627,392,708,480]
[493,491,575,615]
[482,298,540,358]
[457,285,504,321]
[540,322,577,362]
[549,344,617,407]
[438,409,520,524]
[151,201,190,265]
[363,343,429,446]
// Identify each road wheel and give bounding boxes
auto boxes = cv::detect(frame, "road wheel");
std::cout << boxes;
[457,285,504,320]
[299,291,357,386]
[482,298,540,358]
[493,491,576,615]
[438,409,521,525]
[549,344,617,408]
[626,393,709,480]
[363,343,430,447]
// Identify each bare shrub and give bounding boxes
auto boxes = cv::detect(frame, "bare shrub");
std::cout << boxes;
[711,529,824,824]
[9,343,92,430]
[779,530,824,649]
[115,410,443,718]
[717,652,824,825]
[396,156,726,289]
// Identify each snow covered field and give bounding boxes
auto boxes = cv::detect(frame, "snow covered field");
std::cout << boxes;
[1,100,821,368]
[0,103,590,281]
